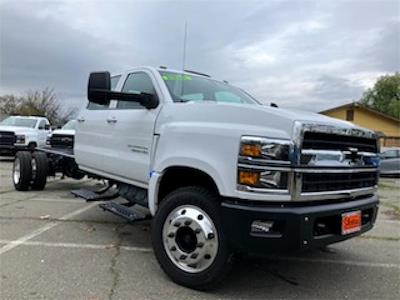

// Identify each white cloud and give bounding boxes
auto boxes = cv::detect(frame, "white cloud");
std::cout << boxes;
[0,0,398,112]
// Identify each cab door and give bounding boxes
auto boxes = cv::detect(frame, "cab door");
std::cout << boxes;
[74,76,121,173]
[105,70,161,186]
[37,119,50,147]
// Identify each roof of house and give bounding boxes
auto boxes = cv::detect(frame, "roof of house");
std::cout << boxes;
[320,102,400,123]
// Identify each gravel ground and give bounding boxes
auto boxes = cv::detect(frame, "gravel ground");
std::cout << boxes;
[0,158,399,299]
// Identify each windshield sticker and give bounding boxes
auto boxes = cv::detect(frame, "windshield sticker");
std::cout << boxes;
[162,74,192,81]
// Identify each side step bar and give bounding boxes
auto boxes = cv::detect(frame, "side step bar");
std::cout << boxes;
[71,187,119,202]
[99,202,149,222]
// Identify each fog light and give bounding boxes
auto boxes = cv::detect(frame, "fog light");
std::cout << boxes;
[260,170,285,188]
[251,220,274,234]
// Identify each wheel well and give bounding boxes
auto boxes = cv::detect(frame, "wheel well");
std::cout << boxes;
[158,167,219,203]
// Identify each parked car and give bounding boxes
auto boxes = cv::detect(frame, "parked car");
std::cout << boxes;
[379,147,400,177]
[12,67,380,289]
[0,116,51,156]
[47,120,77,149]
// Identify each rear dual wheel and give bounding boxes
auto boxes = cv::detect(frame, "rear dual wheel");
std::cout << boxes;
[13,151,48,191]
[152,186,232,290]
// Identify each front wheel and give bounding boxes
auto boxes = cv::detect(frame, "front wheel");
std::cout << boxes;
[151,186,232,290]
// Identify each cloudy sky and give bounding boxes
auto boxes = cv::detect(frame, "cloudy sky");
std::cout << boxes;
[0,0,399,112]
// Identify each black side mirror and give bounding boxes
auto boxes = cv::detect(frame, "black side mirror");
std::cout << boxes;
[44,124,50,130]
[88,71,111,105]
[87,71,159,109]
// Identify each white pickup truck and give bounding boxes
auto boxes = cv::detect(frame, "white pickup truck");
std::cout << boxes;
[12,67,380,289]
[0,116,50,156]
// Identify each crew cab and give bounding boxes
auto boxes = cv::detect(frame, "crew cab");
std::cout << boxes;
[0,116,50,156]
[12,67,380,290]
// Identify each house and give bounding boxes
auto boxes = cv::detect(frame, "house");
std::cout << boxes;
[320,102,400,147]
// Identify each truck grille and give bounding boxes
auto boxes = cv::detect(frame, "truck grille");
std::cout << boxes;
[302,172,378,193]
[302,132,378,153]
[0,131,16,146]
[50,134,74,148]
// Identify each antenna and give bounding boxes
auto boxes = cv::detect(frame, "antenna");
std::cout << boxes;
[182,21,188,71]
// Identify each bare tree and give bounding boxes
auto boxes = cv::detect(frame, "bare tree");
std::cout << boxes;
[0,88,77,124]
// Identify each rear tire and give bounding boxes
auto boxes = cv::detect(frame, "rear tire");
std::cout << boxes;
[152,186,232,290]
[13,151,32,191]
[31,151,48,190]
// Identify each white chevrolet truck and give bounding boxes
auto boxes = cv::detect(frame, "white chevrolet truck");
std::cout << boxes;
[12,67,380,289]
[0,116,50,156]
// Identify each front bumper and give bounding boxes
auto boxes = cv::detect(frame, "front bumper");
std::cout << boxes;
[0,144,30,155]
[221,194,378,254]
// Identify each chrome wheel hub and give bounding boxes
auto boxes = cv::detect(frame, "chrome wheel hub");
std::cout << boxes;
[31,158,37,181]
[13,158,21,184]
[162,205,218,273]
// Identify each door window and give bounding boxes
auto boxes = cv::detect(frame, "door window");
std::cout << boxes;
[38,120,47,130]
[117,72,156,109]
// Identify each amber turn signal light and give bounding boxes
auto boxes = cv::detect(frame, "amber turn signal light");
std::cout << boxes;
[240,144,262,157]
[239,171,260,186]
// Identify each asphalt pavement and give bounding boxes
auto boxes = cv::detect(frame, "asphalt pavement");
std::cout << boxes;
[0,158,399,299]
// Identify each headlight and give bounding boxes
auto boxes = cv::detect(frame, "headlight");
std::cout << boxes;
[240,136,291,162]
[15,135,26,144]
[46,135,52,145]
[238,136,292,192]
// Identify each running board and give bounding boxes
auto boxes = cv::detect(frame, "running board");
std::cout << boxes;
[99,202,148,222]
[71,188,119,202]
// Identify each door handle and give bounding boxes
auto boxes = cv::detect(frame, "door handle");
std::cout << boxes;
[106,117,117,124]
[77,117,85,123]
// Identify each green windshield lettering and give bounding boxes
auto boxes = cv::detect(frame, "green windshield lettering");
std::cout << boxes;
[162,74,192,81]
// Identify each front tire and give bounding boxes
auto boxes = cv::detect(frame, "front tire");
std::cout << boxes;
[151,186,232,290]
[13,151,32,191]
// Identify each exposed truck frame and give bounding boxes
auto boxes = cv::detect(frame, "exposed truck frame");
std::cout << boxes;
[12,67,380,290]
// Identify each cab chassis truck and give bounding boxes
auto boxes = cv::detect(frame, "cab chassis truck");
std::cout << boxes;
[12,67,380,290]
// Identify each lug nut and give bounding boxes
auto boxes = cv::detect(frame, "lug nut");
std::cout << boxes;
[195,228,201,234]
[181,209,186,215]
[207,233,215,239]
[180,255,187,260]
[167,232,175,238]
[197,242,204,248]
[184,220,192,226]
[197,215,203,220]
[170,246,176,251]
[173,222,181,227]
[188,263,197,268]
[190,253,198,259]
[204,254,211,260]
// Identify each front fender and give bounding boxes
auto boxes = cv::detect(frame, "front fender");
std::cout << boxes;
[148,157,226,215]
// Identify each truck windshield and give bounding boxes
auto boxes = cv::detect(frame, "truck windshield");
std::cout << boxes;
[160,71,259,105]
[62,120,77,130]
[0,117,37,128]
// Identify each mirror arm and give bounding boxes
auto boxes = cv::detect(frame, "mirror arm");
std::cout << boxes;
[89,88,159,109]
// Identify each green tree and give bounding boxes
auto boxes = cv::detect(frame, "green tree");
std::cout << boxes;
[360,73,400,119]
[0,88,77,124]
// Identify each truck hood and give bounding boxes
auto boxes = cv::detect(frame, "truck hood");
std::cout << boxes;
[158,102,373,140]
[0,125,36,135]
[51,129,75,136]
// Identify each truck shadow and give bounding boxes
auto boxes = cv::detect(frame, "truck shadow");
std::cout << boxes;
[207,247,381,298]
